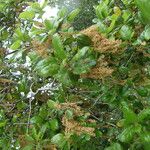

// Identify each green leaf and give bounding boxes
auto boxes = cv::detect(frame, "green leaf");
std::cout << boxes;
[22,145,33,150]
[95,1,109,20]
[35,58,51,69]
[135,0,150,24]
[55,68,72,86]
[38,124,47,139]
[122,103,137,125]
[120,25,134,40]
[57,7,68,18]
[25,134,34,143]
[19,11,35,20]
[49,119,59,131]
[10,40,21,50]
[71,47,96,74]
[138,108,150,122]
[105,143,123,150]
[67,8,80,22]
[52,33,66,60]
[143,25,150,40]
[65,110,73,119]
[76,34,92,48]
[141,132,150,143]
[136,86,148,97]
[51,133,66,147]
[44,19,54,30]
[118,124,141,142]
[0,120,7,128]
[122,10,131,22]
[31,127,38,141]
[47,100,57,109]
[0,3,6,11]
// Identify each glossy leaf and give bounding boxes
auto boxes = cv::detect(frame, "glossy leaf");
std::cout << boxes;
[19,11,35,20]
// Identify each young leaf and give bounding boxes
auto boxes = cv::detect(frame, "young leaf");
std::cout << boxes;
[10,40,21,50]
[19,11,35,20]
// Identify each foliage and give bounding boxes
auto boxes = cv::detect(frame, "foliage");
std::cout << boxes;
[0,0,150,150]
[48,0,99,30]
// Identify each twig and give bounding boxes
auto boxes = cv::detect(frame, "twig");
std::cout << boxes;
[14,123,33,125]
[27,98,32,133]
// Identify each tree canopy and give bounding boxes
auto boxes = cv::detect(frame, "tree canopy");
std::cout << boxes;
[0,0,150,149]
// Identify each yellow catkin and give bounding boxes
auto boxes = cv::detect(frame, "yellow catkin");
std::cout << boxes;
[56,102,95,136]
[31,38,51,57]
[81,66,114,79]
[56,102,83,116]
[0,48,5,57]
[80,25,122,53]
[62,115,95,136]
[81,56,114,79]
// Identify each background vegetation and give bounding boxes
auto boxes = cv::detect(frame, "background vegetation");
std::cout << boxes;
[0,0,150,149]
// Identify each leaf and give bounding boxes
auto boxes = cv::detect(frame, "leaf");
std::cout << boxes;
[47,100,57,109]
[25,134,34,142]
[143,25,150,40]
[35,58,51,70]
[122,10,131,22]
[19,11,35,20]
[136,86,148,97]
[35,57,59,77]
[71,47,96,74]
[55,68,72,86]
[118,124,141,142]
[105,143,123,150]
[22,145,33,150]
[141,132,150,143]
[44,19,54,30]
[138,108,150,122]
[95,1,109,20]
[57,7,68,18]
[51,133,66,147]
[0,120,7,128]
[122,102,137,125]
[67,8,80,22]
[38,124,47,139]
[135,0,150,24]
[49,119,59,131]
[52,33,66,60]
[76,34,92,48]
[120,25,134,40]
[10,40,21,50]
[65,110,73,119]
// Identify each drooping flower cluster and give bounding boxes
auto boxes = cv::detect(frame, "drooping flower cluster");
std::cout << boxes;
[31,38,51,57]
[80,25,122,54]
[56,102,96,136]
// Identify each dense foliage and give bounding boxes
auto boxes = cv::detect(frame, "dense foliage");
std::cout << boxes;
[0,0,150,150]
